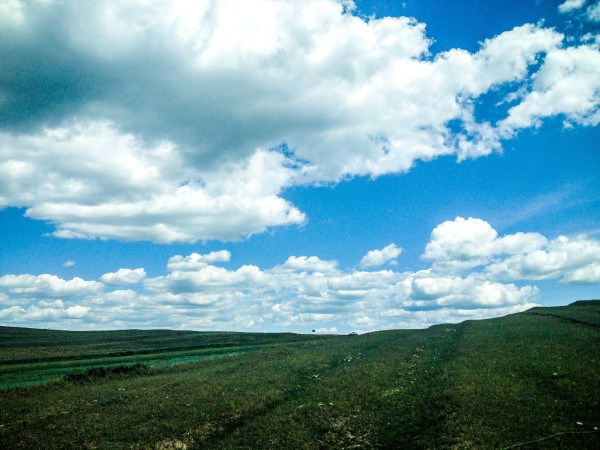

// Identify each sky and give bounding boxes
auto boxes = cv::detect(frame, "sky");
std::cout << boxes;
[0,0,599,333]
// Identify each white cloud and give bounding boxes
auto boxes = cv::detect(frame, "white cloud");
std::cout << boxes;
[38,300,65,308]
[587,1,600,21]
[0,274,103,298]
[0,0,24,27]
[360,243,403,268]
[100,268,147,286]
[144,264,267,294]
[278,256,339,273]
[563,264,600,284]
[557,0,600,23]
[485,235,600,284]
[582,32,600,47]
[315,327,338,333]
[423,217,547,271]
[0,126,304,243]
[0,2,598,243]
[421,217,600,285]
[558,0,587,13]
[0,293,12,306]
[499,44,600,134]
[167,251,231,272]
[0,306,22,320]
[62,260,76,267]
[0,304,90,322]
[405,273,539,309]
[65,305,91,318]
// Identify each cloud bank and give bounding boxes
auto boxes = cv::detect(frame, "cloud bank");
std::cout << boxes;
[2,218,599,332]
[1,0,599,243]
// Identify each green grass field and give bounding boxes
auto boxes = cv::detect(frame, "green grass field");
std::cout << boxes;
[1,301,599,449]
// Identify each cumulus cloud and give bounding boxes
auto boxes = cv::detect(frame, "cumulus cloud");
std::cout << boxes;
[0,304,90,322]
[558,0,587,13]
[65,305,91,318]
[0,274,103,298]
[100,268,147,286]
[498,44,600,134]
[62,260,76,267]
[144,263,266,294]
[404,273,539,309]
[423,217,547,270]
[423,217,600,285]
[278,256,339,273]
[556,0,600,24]
[360,243,403,268]
[0,293,11,306]
[587,2,600,21]
[0,1,598,243]
[167,251,231,272]
[485,235,600,284]
[0,126,304,243]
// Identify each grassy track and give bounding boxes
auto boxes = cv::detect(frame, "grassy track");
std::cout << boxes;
[1,301,599,448]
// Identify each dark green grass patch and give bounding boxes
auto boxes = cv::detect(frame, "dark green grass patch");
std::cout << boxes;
[63,363,150,382]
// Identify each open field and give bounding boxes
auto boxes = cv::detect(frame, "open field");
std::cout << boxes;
[0,328,333,390]
[1,301,599,449]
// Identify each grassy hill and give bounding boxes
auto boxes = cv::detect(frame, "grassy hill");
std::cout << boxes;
[1,301,599,449]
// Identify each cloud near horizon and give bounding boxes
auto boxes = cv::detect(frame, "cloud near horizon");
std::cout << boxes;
[1,0,599,243]
[1,218,599,332]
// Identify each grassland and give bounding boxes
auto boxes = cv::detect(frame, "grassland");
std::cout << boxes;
[1,301,599,449]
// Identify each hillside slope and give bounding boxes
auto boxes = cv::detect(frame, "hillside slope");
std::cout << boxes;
[1,301,599,449]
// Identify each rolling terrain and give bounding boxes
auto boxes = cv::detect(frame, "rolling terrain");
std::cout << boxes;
[1,301,599,449]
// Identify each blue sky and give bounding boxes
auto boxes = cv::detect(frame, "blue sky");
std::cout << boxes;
[1,0,599,332]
